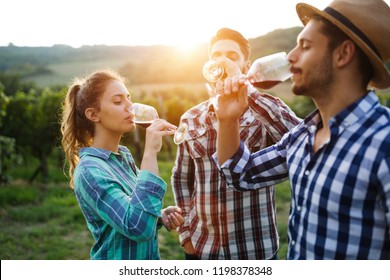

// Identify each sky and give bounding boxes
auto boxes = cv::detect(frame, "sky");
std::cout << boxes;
[1,0,389,48]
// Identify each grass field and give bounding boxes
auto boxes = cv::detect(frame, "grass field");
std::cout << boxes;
[0,155,291,260]
[22,59,125,87]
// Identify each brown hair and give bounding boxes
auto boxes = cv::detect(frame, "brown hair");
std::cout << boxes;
[60,69,125,188]
[209,28,251,60]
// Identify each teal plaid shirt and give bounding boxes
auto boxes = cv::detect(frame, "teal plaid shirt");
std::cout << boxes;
[73,146,166,260]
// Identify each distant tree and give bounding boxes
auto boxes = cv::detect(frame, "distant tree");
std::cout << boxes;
[0,72,37,96]
[0,83,8,125]
[2,88,64,182]
[28,88,64,182]
[0,73,22,96]
[0,84,22,184]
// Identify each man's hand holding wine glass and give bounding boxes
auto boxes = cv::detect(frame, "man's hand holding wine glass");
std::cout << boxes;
[203,52,291,111]
[214,73,249,121]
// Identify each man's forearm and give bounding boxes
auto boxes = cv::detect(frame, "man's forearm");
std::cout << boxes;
[217,119,240,165]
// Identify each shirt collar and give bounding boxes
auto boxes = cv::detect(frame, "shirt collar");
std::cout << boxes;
[79,145,128,160]
[303,109,321,127]
[303,90,379,129]
[330,90,379,128]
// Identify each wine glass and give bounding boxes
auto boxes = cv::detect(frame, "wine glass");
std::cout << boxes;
[202,61,225,109]
[246,52,292,89]
[202,52,292,109]
[131,103,158,128]
[130,103,188,145]
[202,60,225,83]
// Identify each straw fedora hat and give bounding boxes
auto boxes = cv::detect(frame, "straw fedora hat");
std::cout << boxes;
[296,0,390,89]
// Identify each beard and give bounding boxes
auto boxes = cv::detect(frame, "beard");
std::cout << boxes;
[292,50,334,97]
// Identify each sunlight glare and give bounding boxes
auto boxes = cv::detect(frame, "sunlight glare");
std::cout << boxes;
[176,42,197,53]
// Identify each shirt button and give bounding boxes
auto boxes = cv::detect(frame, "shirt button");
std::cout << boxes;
[297,206,301,211]
[291,240,296,246]
[304,170,310,176]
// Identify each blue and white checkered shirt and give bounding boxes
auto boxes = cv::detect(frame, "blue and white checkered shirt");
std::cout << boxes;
[215,91,390,259]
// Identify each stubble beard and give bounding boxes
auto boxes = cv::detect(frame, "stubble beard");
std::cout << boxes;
[292,51,334,98]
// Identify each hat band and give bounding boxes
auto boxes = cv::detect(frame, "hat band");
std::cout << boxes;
[324,7,381,59]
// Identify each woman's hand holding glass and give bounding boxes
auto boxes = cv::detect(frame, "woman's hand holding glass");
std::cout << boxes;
[130,104,181,175]
[144,119,176,154]
[130,103,188,145]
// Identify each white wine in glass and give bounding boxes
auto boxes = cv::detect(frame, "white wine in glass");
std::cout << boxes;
[130,103,188,144]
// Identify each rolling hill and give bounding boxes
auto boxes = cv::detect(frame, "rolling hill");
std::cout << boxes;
[0,27,302,87]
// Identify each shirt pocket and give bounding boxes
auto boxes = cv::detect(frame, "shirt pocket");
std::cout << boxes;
[186,127,207,159]
[240,113,269,152]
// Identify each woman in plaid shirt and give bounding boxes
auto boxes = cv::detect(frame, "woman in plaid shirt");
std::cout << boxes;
[61,69,183,259]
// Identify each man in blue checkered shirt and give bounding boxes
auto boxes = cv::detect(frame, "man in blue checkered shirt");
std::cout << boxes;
[213,0,390,259]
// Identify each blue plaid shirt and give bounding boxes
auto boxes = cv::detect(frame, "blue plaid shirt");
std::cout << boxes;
[215,91,390,259]
[73,146,166,260]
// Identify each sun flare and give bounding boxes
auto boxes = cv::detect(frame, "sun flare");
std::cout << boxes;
[176,42,197,53]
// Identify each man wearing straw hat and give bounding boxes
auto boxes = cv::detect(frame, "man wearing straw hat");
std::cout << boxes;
[213,0,390,259]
